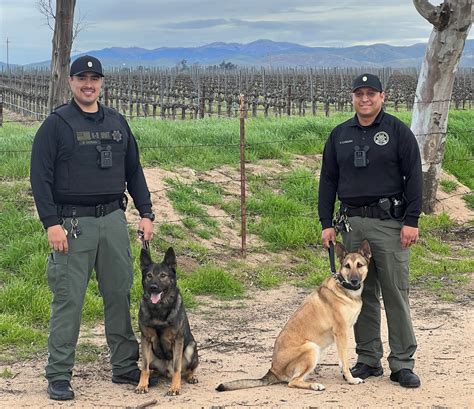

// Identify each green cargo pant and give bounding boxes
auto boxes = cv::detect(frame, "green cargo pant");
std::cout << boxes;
[341,216,417,372]
[45,209,139,382]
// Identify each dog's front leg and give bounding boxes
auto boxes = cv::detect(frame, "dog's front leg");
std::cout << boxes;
[334,328,363,385]
[167,335,184,396]
[136,333,154,394]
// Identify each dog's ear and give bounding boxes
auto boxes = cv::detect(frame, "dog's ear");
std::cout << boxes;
[163,247,177,270]
[335,241,348,263]
[140,248,153,271]
[358,239,372,261]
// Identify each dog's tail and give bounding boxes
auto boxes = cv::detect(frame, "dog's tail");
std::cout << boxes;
[216,369,282,392]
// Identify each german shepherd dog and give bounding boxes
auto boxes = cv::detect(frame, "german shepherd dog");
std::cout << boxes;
[216,240,371,392]
[135,247,199,395]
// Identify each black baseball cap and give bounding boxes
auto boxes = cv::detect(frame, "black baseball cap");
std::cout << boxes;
[352,73,383,92]
[70,55,104,77]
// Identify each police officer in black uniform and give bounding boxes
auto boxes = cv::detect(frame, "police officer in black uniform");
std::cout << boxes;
[30,55,157,400]
[318,73,422,388]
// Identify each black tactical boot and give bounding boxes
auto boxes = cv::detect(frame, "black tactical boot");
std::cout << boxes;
[47,380,75,400]
[112,368,158,386]
[350,362,383,379]
[390,368,421,388]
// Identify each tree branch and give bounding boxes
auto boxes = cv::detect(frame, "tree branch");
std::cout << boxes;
[413,0,451,30]
[38,0,88,40]
[37,0,55,31]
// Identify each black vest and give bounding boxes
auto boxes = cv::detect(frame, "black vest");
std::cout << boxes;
[53,103,129,196]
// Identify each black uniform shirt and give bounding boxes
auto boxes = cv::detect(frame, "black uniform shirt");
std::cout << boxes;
[318,109,422,229]
[30,99,152,229]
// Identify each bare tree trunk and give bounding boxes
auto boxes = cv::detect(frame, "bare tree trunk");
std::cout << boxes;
[48,0,76,112]
[411,0,472,213]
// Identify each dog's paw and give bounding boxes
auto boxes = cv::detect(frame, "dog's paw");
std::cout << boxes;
[187,376,199,384]
[166,388,180,396]
[348,377,364,385]
[135,384,149,394]
[310,383,325,391]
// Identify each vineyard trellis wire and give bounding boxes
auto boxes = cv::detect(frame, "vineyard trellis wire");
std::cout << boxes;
[0,127,473,160]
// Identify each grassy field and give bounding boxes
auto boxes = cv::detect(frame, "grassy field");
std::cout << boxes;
[0,110,472,362]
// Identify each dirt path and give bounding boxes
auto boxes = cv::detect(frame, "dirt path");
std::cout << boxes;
[1,285,472,408]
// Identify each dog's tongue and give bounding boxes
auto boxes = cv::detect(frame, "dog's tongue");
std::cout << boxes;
[150,292,163,304]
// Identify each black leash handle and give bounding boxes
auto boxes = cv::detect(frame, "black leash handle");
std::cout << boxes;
[328,241,337,276]
[137,230,150,251]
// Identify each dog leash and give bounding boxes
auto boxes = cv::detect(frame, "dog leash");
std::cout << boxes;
[328,242,337,279]
[137,229,150,251]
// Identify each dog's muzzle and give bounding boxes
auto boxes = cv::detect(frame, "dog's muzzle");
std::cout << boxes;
[148,284,164,304]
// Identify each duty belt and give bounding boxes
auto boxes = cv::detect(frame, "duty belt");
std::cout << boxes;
[58,199,122,218]
[343,204,390,220]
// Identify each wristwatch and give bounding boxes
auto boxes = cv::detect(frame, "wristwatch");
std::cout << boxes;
[141,212,155,222]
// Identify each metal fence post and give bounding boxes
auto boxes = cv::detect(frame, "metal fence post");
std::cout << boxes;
[239,94,247,258]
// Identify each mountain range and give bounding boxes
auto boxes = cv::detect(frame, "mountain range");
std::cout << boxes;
[2,39,474,69]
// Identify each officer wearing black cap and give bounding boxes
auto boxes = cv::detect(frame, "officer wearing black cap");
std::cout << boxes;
[30,55,157,400]
[318,73,422,388]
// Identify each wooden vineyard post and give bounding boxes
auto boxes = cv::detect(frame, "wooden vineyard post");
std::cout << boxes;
[104,87,109,107]
[239,94,247,258]
[200,86,205,119]
[287,84,291,116]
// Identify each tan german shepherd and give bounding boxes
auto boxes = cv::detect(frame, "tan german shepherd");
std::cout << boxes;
[216,240,371,392]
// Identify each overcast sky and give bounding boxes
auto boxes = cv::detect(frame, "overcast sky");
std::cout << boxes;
[1,0,473,65]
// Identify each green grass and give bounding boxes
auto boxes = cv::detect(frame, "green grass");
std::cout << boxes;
[0,314,47,362]
[0,123,36,179]
[463,193,474,210]
[292,248,332,288]
[133,115,337,171]
[439,179,458,193]
[0,110,472,361]
[0,367,14,379]
[179,265,245,299]
[159,223,187,239]
[254,265,285,289]
[164,178,221,238]
[444,111,474,190]
[247,168,321,249]
[76,342,107,364]
[408,212,474,299]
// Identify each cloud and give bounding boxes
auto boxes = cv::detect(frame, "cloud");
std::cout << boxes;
[2,0,472,65]
[163,19,230,30]
[163,18,284,31]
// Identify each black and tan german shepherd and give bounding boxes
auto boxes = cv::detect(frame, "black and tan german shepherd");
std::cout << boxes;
[135,247,199,395]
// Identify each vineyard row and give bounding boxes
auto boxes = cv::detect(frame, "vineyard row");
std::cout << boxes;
[1,66,473,120]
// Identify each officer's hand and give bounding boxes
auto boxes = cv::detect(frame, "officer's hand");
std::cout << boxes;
[401,225,419,249]
[138,218,154,242]
[47,224,68,254]
[322,227,337,249]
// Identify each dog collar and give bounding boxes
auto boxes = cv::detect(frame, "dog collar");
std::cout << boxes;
[336,274,361,291]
